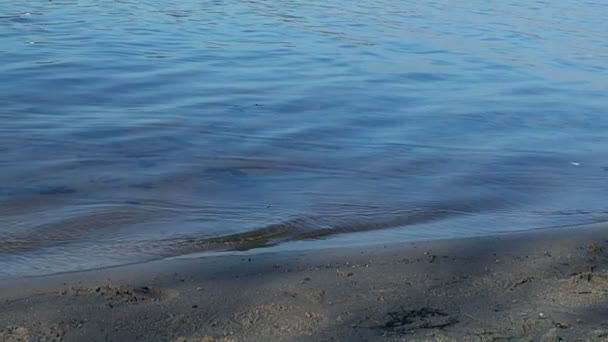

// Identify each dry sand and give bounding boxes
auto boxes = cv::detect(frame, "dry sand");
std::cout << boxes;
[2,224,608,341]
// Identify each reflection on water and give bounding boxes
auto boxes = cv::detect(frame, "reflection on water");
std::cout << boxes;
[1,0,607,277]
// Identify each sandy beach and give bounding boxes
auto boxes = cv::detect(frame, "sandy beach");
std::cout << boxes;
[1,224,608,341]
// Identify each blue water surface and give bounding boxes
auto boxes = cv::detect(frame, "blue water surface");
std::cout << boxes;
[1,0,607,277]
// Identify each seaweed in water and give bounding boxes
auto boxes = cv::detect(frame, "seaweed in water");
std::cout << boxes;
[378,307,459,335]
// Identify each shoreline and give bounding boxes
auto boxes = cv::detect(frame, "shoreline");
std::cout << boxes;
[2,223,608,341]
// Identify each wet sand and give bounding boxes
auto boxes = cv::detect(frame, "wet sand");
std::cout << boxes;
[2,224,608,341]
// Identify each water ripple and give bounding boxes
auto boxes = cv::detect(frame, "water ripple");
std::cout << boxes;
[0,0,607,277]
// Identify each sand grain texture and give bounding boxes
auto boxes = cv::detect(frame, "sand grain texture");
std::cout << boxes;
[2,224,608,341]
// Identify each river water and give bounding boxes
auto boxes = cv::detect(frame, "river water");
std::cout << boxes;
[1,0,607,277]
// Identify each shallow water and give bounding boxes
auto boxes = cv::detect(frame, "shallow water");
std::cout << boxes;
[1,0,607,277]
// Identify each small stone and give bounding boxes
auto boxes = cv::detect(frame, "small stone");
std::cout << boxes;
[592,330,608,338]
[336,270,354,278]
[196,287,204,291]
[539,312,546,319]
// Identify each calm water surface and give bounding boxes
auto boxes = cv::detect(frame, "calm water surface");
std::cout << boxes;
[1,0,607,277]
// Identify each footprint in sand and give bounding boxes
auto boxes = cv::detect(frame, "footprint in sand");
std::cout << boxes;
[59,284,178,306]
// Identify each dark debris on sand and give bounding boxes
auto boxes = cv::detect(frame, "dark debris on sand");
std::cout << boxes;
[376,307,459,336]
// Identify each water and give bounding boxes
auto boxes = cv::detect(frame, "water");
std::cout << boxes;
[1,0,607,278]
